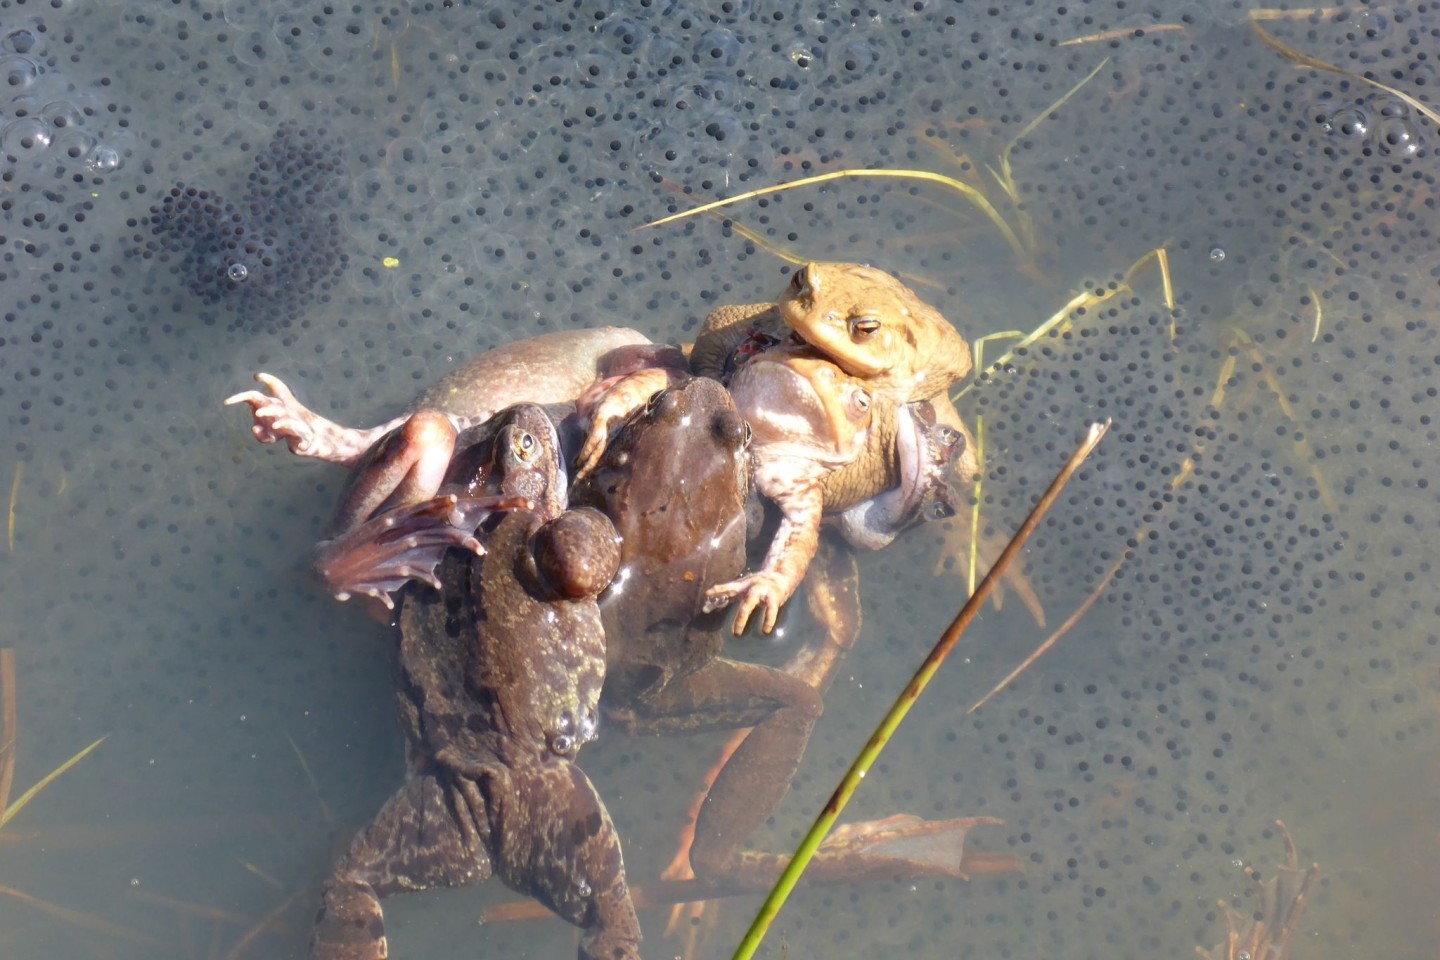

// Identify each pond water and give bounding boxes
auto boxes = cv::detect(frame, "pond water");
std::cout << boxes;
[2,0,1436,957]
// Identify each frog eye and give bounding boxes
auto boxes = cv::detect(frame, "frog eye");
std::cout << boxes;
[549,732,575,756]
[512,429,537,461]
[789,268,808,293]
[644,389,666,413]
[930,501,956,520]
[741,421,753,447]
[849,315,882,338]
[850,388,871,415]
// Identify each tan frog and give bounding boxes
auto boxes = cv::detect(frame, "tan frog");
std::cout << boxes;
[693,263,981,634]
[691,261,973,404]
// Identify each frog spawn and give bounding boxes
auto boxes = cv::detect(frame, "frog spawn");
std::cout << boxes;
[130,121,349,325]
[2,2,1437,959]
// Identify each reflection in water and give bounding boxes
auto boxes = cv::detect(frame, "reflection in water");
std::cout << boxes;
[1,1,1436,958]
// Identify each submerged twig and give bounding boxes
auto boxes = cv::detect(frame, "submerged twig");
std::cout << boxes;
[1251,17,1440,127]
[0,648,15,813]
[0,883,167,948]
[642,168,1025,261]
[1,736,107,830]
[731,421,1110,960]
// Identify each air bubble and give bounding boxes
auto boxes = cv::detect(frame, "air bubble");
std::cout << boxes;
[85,144,122,173]
[1209,248,1226,262]
[575,879,592,898]
[226,262,250,283]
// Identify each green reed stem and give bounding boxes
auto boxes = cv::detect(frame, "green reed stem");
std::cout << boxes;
[731,420,1110,960]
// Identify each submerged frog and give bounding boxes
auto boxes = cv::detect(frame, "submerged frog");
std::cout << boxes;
[225,328,686,608]
[572,376,998,891]
[691,263,984,634]
[309,412,640,960]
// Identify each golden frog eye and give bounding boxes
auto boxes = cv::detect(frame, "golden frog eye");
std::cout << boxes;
[644,389,666,413]
[741,421,753,446]
[850,315,881,337]
[513,429,536,461]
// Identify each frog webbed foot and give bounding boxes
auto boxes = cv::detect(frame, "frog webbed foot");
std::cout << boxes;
[818,814,1005,883]
[314,493,528,609]
[225,372,392,466]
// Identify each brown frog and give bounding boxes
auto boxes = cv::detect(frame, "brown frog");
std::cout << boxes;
[309,407,641,960]
[225,328,687,608]
[690,263,984,634]
[572,376,999,892]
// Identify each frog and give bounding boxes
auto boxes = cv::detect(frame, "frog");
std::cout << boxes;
[224,327,688,608]
[828,397,968,550]
[692,261,973,405]
[689,263,990,633]
[312,403,569,614]
[699,347,878,635]
[571,375,1001,893]
[309,416,641,960]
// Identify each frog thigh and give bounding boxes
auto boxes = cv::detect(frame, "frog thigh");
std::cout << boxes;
[311,772,492,960]
[487,758,642,960]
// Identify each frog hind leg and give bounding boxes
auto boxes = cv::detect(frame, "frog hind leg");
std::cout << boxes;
[325,409,460,536]
[225,372,400,467]
[313,492,529,610]
[310,771,493,960]
[466,755,643,960]
[606,656,824,884]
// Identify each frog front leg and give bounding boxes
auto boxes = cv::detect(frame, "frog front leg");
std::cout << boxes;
[311,771,492,960]
[705,476,822,636]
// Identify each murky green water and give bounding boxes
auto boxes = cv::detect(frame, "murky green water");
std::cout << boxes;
[2,1,1436,957]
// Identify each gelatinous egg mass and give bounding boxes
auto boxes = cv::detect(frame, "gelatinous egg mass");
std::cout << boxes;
[0,3,1436,959]
[131,121,348,324]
